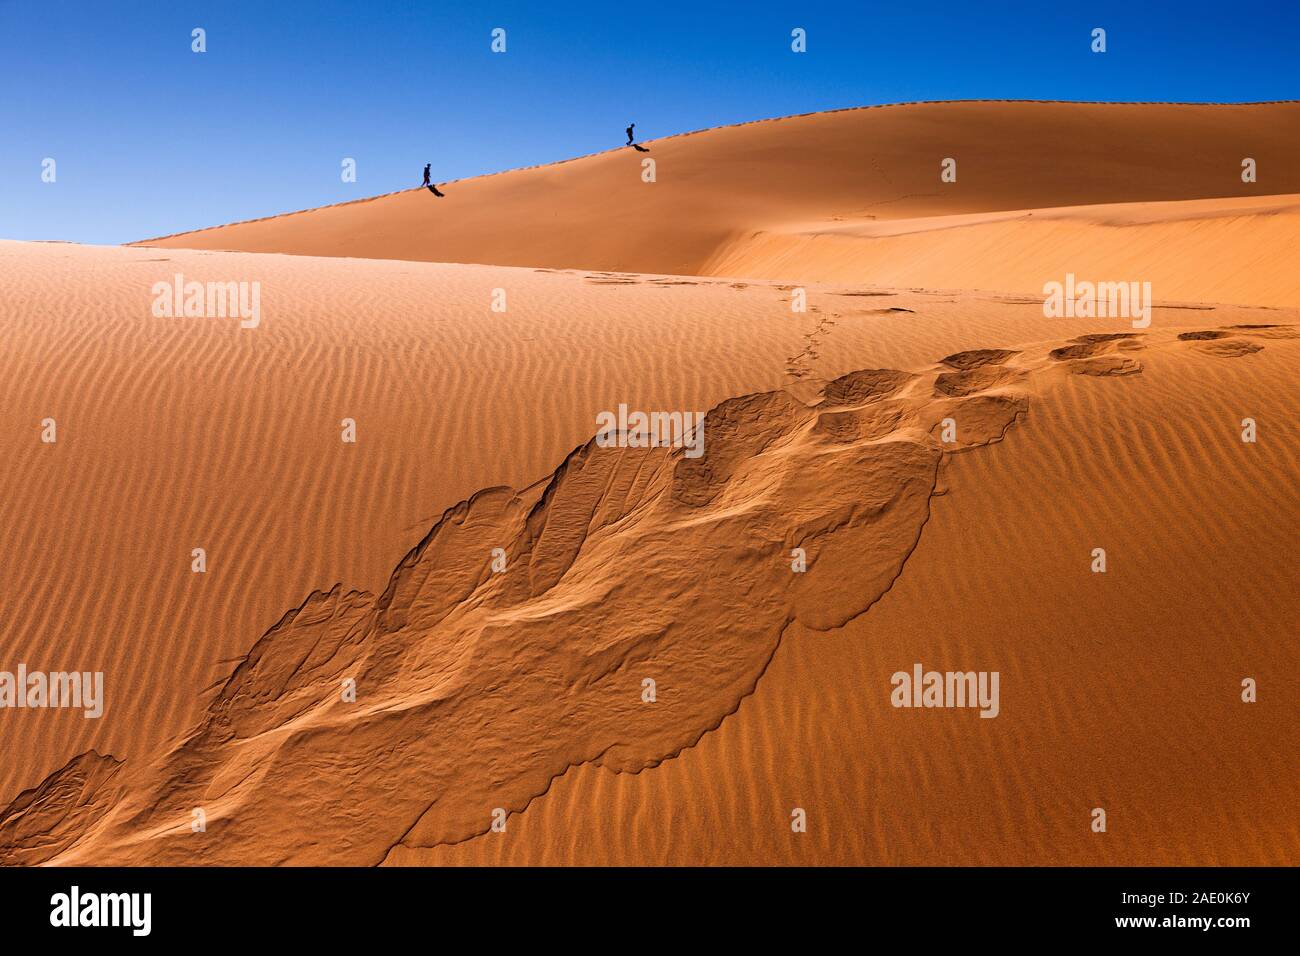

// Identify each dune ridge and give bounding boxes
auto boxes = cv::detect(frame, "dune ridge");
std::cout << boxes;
[135,101,1300,306]
[134,99,1300,247]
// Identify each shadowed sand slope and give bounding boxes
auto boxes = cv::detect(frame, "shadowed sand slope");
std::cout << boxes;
[135,101,1300,307]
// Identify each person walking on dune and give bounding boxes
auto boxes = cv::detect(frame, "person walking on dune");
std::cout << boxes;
[626,123,635,146]
[422,163,431,187]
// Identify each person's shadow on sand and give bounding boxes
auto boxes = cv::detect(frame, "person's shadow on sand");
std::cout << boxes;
[426,184,445,197]
[630,143,650,152]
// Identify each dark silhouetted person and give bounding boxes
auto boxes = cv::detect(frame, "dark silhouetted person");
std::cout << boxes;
[626,123,635,145]
[422,163,444,197]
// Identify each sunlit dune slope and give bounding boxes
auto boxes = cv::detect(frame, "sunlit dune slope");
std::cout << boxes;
[135,100,1300,306]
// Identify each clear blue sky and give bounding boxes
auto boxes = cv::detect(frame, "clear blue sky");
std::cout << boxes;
[4,0,1297,244]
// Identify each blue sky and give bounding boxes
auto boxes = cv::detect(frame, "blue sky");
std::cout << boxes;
[4,0,1297,244]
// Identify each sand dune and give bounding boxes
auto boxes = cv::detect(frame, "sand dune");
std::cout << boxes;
[136,101,1300,306]
[3,100,1298,867]
[709,195,1300,308]
[2,241,1296,866]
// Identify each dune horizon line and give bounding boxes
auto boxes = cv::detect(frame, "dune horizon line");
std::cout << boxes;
[130,98,1300,248]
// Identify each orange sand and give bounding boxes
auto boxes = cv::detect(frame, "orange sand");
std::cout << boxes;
[3,101,1297,865]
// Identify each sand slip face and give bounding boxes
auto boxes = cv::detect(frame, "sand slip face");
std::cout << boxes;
[2,252,1295,863]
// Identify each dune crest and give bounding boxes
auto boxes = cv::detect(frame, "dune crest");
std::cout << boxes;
[134,101,1300,307]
